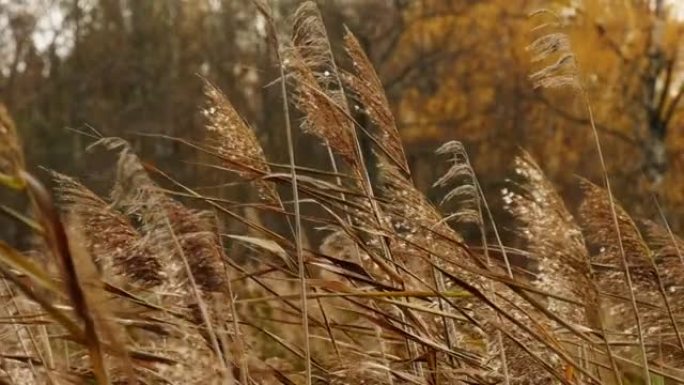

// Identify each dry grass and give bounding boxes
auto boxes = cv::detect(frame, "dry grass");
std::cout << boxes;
[0,3,683,384]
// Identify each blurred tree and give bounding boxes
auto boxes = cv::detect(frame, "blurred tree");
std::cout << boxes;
[2,0,684,237]
[370,0,684,226]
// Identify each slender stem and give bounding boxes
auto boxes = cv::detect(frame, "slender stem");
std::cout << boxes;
[270,12,312,384]
[163,216,231,383]
[472,177,511,385]
[584,95,651,385]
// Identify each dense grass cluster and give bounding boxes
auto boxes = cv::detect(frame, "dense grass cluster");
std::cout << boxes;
[0,3,683,384]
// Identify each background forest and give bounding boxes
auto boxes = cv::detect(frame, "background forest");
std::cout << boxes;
[3,0,684,384]
[4,0,684,240]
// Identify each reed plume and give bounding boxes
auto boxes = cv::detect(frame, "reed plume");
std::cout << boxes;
[504,153,596,326]
[342,30,410,176]
[578,181,684,370]
[50,170,163,287]
[639,219,684,366]
[578,180,656,291]
[203,80,278,204]
[290,1,358,167]
[527,10,580,90]
[96,137,227,292]
[433,141,482,225]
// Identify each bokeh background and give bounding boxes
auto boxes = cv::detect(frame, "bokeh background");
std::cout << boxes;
[2,0,684,243]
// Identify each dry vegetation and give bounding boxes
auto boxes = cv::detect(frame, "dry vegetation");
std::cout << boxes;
[0,3,683,385]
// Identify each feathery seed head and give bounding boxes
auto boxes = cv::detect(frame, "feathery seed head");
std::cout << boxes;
[433,141,482,225]
[50,170,163,287]
[202,80,278,204]
[504,153,594,325]
[343,30,410,176]
[579,180,654,279]
[527,11,580,90]
[95,138,227,292]
[288,51,357,164]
